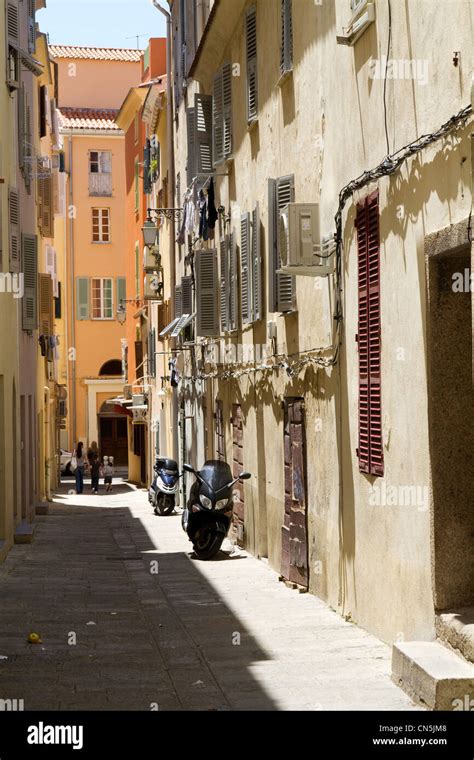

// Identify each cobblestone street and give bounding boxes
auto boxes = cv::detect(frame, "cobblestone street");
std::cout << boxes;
[0,479,418,711]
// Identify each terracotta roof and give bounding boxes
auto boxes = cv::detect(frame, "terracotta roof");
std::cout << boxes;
[58,107,122,132]
[49,45,143,62]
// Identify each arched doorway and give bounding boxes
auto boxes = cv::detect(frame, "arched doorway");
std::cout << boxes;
[98,399,129,467]
[99,360,122,377]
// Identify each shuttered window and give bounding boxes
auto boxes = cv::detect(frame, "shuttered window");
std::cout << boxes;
[181,275,193,314]
[241,214,251,325]
[6,3,19,89]
[38,173,54,237]
[268,175,296,312]
[148,328,156,378]
[220,236,229,332]
[8,187,20,273]
[91,278,113,320]
[116,277,126,315]
[143,138,151,194]
[252,203,262,321]
[280,0,293,76]
[241,205,262,325]
[246,6,258,123]
[213,63,232,167]
[186,107,196,185]
[22,233,38,331]
[27,0,36,54]
[220,234,238,333]
[175,285,183,318]
[76,277,90,321]
[39,273,53,336]
[196,249,219,337]
[356,192,383,477]
[195,93,213,175]
[39,85,47,138]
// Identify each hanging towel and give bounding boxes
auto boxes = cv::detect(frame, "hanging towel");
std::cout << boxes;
[207,178,218,229]
[198,189,208,241]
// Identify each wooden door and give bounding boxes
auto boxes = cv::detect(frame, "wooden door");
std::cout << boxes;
[282,398,309,588]
[232,404,245,545]
[101,416,128,466]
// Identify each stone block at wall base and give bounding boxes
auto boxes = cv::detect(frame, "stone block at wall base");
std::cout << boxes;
[14,521,35,544]
[35,502,49,515]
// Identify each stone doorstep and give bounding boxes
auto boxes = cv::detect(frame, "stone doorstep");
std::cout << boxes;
[436,609,474,664]
[35,502,49,516]
[392,641,474,710]
[13,521,35,545]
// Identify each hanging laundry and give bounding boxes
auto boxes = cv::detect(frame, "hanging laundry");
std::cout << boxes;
[198,189,209,241]
[38,335,47,357]
[207,178,218,229]
[185,198,196,234]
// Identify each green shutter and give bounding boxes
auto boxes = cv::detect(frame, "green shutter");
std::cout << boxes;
[22,233,38,331]
[76,277,90,320]
[117,277,126,312]
[134,159,139,211]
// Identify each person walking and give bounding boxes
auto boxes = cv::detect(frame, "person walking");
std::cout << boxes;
[104,456,114,493]
[73,442,86,495]
[90,454,101,494]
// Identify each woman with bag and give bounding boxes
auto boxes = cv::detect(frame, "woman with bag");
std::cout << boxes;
[72,442,86,494]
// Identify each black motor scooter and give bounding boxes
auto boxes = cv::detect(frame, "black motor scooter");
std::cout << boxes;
[181,460,251,560]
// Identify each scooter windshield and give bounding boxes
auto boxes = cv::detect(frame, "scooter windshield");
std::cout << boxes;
[198,460,233,493]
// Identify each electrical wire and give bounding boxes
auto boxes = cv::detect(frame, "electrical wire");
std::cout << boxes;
[383,0,392,156]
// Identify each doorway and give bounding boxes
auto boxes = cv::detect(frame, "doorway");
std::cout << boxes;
[99,416,128,466]
[232,404,245,546]
[281,397,309,588]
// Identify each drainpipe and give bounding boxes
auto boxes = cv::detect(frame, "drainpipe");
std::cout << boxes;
[68,132,77,449]
[151,0,179,466]
[44,386,52,501]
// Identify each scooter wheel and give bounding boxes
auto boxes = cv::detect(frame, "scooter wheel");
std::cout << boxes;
[193,530,224,560]
[155,495,175,516]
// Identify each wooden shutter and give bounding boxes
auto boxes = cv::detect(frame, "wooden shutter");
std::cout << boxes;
[246,6,258,123]
[76,277,90,321]
[42,174,54,237]
[185,0,196,75]
[39,85,47,138]
[252,202,262,321]
[356,192,383,476]
[8,187,20,273]
[148,328,156,378]
[229,231,238,332]
[186,107,196,185]
[27,0,36,53]
[143,138,151,194]
[241,213,251,325]
[213,69,224,167]
[22,233,38,331]
[18,84,26,171]
[6,3,19,45]
[116,277,126,312]
[220,237,229,333]
[195,93,213,175]
[175,285,183,318]
[269,176,295,312]
[196,248,219,337]
[39,273,53,336]
[181,275,193,314]
[280,0,293,75]
[222,63,233,160]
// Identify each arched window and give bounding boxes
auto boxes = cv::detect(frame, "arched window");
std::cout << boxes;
[99,360,122,377]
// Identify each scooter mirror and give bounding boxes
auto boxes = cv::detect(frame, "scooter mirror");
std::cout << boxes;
[183,463,194,473]
[239,472,251,480]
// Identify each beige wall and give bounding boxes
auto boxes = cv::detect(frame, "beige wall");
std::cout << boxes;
[170,0,473,644]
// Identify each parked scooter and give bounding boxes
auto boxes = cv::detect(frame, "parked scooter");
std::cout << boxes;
[149,457,181,516]
[181,460,251,560]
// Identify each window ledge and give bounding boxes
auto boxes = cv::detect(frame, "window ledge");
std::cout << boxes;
[336,1,375,46]
[247,117,259,132]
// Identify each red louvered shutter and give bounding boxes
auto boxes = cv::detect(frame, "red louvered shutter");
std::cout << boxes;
[356,191,383,476]
[356,200,370,473]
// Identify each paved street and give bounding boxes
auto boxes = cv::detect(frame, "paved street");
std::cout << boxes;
[0,479,418,711]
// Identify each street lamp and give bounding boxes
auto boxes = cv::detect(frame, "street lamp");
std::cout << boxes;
[142,218,158,248]
[117,300,127,325]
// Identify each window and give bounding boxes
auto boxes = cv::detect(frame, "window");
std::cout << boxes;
[356,192,383,477]
[92,208,110,243]
[213,64,232,166]
[196,249,219,337]
[6,3,20,90]
[22,233,38,331]
[246,6,258,123]
[280,0,293,77]
[89,151,112,196]
[268,175,296,312]
[241,203,262,325]
[99,360,122,376]
[91,278,113,320]
[220,232,238,333]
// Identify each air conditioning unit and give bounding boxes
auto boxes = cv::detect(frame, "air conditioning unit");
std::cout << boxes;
[132,394,146,407]
[143,244,161,273]
[278,203,335,276]
[123,384,132,400]
[144,271,164,301]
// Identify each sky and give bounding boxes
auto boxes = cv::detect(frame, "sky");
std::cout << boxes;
[37,0,167,50]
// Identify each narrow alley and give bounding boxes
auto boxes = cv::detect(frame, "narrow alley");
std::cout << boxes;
[0,479,416,712]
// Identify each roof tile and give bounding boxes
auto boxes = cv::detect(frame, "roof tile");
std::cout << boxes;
[58,107,122,132]
[49,45,143,62]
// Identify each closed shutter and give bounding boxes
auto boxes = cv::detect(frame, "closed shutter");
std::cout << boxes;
[185,0,196,74]
[8,187,20,273]
[42,174,54,237]
[181,275,193,314]
[280,0,293,75]
[175,285,183,318]
[196,249,219,337]
[18,84,26,171]
[213,69,224,167]
[27,0,36,53]
[6,3,19,45]
[76,277,90,321]
[22,234,38,331]
[229,231,238,332]
[240,213,251,324]
[252,202,262,321]
[186,107,196,185]
[220,237,229,333]
[195,93,213,175]
[222,63,233,160]
[116,277,126,312]
[39,85,47,138]
[269,176,295,312]
[246,6,258,123]
[148,328,156,378]
[356,192,383,476]
[143,138,151,194]
[39,273,53,336]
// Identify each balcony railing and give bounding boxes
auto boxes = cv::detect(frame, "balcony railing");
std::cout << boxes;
[89,172,112,197]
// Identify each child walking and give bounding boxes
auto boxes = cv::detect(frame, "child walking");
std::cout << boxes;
[104,456,114,493]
